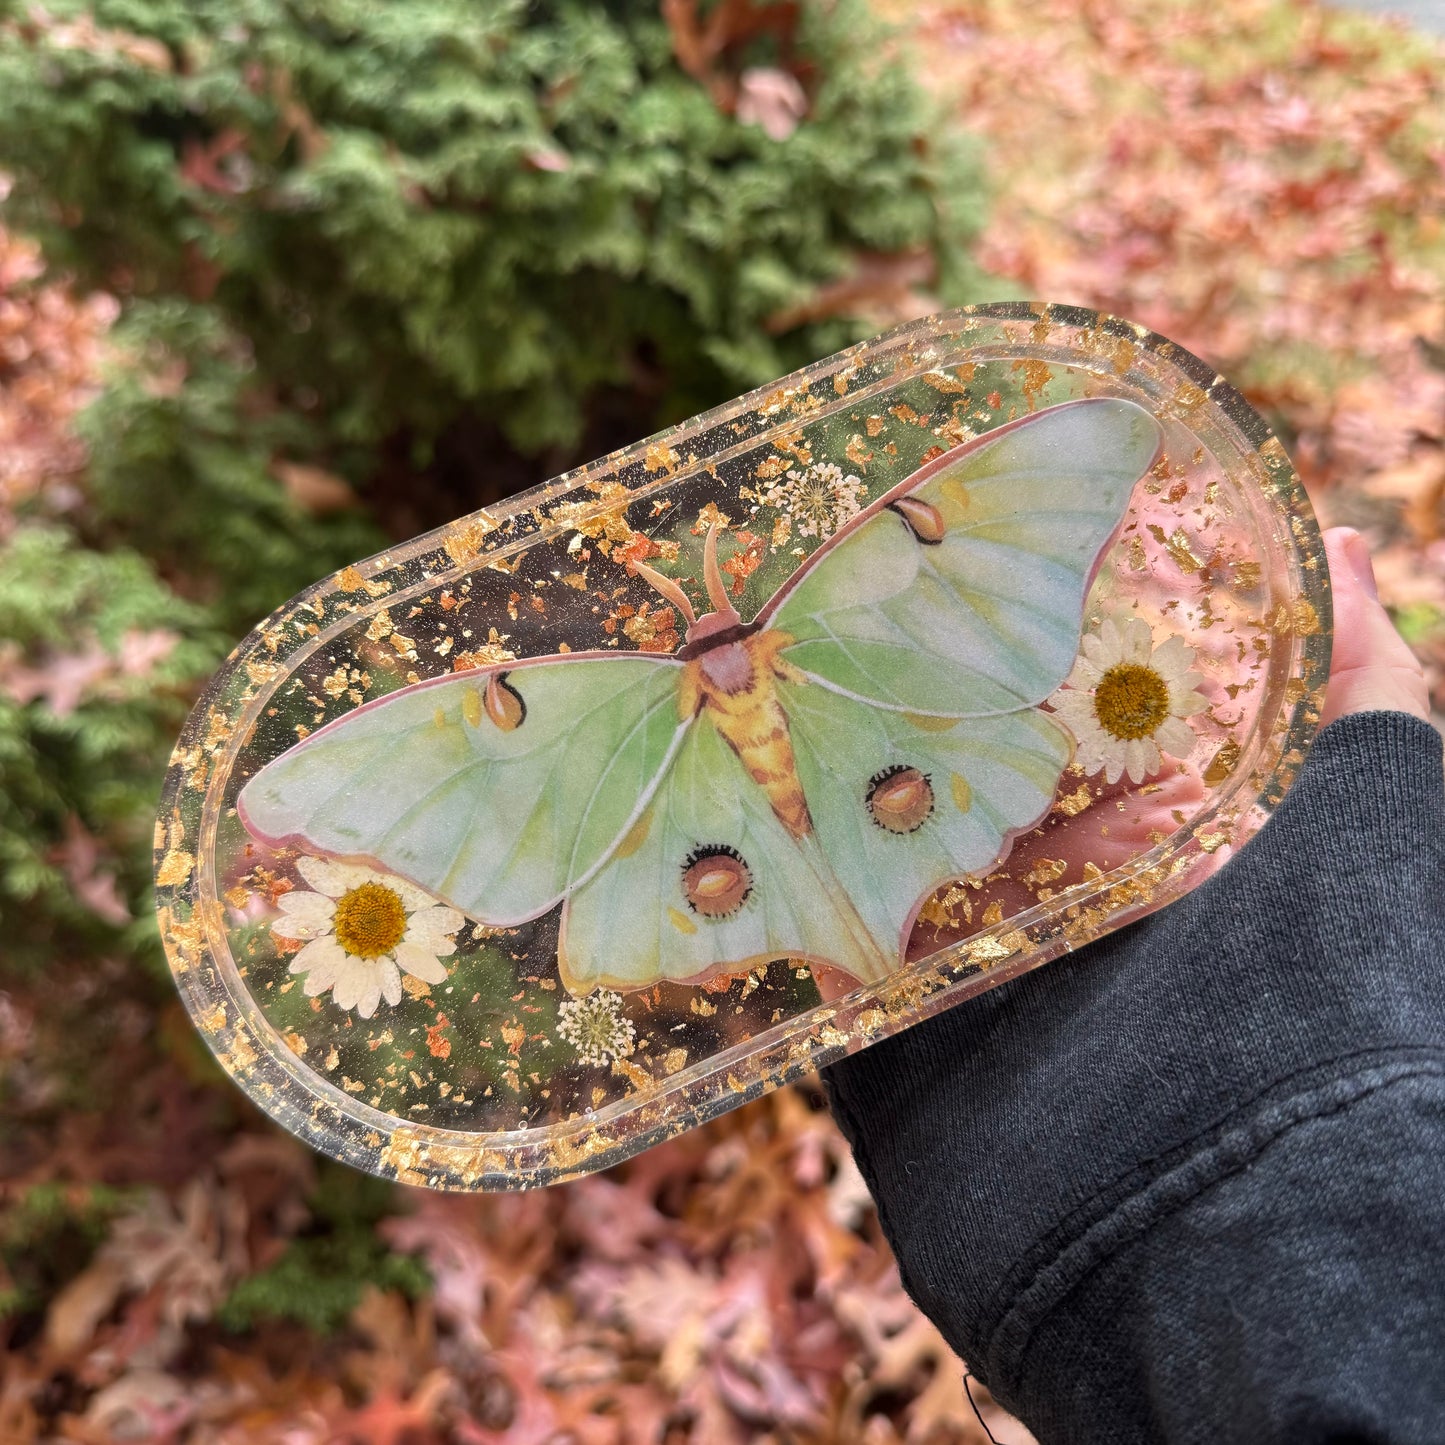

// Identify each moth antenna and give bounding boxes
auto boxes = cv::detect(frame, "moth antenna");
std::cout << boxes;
[703,523,739,619]
[632,560,697,626]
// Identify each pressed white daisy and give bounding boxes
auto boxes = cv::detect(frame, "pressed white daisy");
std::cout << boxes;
[1049,616,1208,786]
[759,461,865,539]
[270,856,463,1019]
[556,989,636,1068]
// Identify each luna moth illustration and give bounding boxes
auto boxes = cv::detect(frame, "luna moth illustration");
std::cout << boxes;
[239,398,1162,994]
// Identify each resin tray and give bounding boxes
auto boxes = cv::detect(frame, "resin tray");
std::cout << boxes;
[155,303,1330,1189]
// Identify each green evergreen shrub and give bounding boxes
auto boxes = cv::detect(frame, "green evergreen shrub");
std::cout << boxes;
[0,0,989,554]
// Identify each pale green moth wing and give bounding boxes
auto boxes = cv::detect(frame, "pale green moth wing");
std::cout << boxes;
[778,678,1071,958]
[238,655,690,927]
[557,710,893,994]
[760,398,1161,716]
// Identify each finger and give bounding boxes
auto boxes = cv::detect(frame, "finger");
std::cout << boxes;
[1320,528,1430,726]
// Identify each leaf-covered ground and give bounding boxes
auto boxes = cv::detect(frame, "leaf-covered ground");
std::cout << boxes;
[3,2,1443,1442]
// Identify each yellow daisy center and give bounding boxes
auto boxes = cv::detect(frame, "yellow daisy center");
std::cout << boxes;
[332,882,408,959]
[1093,662,1170,741]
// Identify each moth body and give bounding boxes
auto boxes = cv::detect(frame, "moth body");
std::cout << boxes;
[680,629,812,840]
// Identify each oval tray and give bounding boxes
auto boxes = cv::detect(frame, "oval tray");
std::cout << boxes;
[155,303,1330,1189]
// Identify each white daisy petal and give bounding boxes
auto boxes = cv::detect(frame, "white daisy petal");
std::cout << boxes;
[329,958,363,1011]
[289,936,345,982]
[380,959,403,1007]
[1049,690,1095,723]
[1156,717,1198,758]
[1122,618,1153,664]
[277,890,335,921]
[1124,738,1149,784]
[1080,631,1111,668]
[404,906,465,953]
[271,911,330,942]
[384,875,437,913]
[355,969,383,1020]
[1151,635,1195,680]
[1067,656,1104,688]
[1171,686,1210,717]
[395,941,449,986]
[297,856,377,898]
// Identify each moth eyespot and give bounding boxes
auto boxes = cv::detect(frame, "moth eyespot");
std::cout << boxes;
[866,765,934,833]
[888,496,947,545]
[484,672,526,731]
[681,844,753,918]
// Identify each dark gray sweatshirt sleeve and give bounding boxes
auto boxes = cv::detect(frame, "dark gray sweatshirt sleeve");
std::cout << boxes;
[825,710,1445,1444]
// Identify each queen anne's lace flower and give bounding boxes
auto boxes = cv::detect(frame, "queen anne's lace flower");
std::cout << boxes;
[1048,616,1208,785]
[759,461,865,539]
[270,857,463,1019]
[556,989,636,1068]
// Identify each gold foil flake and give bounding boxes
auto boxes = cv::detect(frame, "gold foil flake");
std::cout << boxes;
[879,971,936,1016]
[644,443,681,475]
[692,502,730,534]
[865,414,886,438]
[452,630,516,670]
[1203,739,1242,786]
[224,1029,258,1074]
[980,900,1004,928]
[1195,830,1228,853]
[689,996,717,1016]
[199,1002,227,1033]
[549,484,637,553]
[337,565,365,592]
[889,403,923,425]
[203,709,234,752]
[1292,600,1322,635]
[965,935,1013,967]
[922,368,972,394]
[283,1031,308,1056]
[662,1048,689,1075]
[1146,524,1206,574]
[845,435,874,469]
[1011,357,1052,399]
[365,609,394,643]
[770,428,812,464]
[1053,783,1094,817]
[612,1055,654,1092]
[1023,858,1068,890]
[443,517,499,566]
[935,412,974,448]
[156,849,196,887]
[1172,382,1207,411]
[918,886,969,930]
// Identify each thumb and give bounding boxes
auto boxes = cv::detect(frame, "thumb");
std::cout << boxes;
[1319,527,1431,727]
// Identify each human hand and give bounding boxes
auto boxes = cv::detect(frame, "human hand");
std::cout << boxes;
[1319,526,1431,726]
